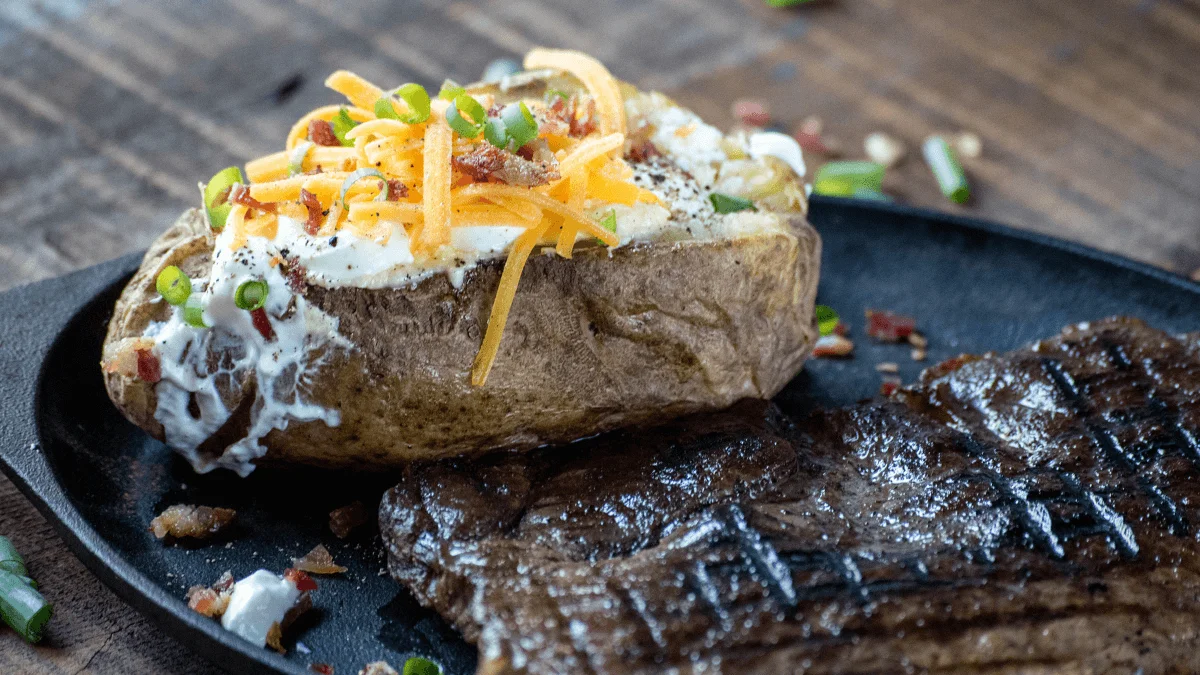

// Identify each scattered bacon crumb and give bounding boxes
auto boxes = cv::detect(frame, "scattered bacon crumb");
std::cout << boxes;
[833,322,849,337]
[732,99,770,128]
[311,665,335,675]
[266,621,286,654]
[793,116,840,156]
[547,95,598,138]
[812,334,854,358]
[880,380,901,396]
[251,308,276,342]
[865,310,917,342]
[186,571,235,618]
[284,568,319,593]
[229,183,276,213]
[453,143,560,187]
[299,189,323,235]
[284,258,309,295]
[150,504,236,540]
[385,179,409,201]
[329,501,370,539]
[136,349,161,383]
[359,663,399,675]
[293,544,348,575]
[626,139,661,163]
[309,119,340,147]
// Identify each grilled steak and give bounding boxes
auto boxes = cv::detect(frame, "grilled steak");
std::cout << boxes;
[380,317,1200,674]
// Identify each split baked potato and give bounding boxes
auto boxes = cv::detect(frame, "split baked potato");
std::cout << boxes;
[102,50,821,473]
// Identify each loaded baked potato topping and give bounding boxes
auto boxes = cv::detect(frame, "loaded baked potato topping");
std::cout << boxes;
[102,48,817,474]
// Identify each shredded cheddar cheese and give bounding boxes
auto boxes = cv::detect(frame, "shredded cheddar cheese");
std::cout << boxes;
[224,49,652,386]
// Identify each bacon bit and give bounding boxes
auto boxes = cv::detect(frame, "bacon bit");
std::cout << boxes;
[311,664,335,675]
[865,310,917,342]
[547,95,599,138]
[284,568,319,593]
[212,185,234,209]
[229,183,276,213]
[329,501,369,539]
[309,119,340,147]
[251,308,276,342]
[834,322,849,337]
[880,380,900,396]
[732,99,770,127]
[359,663,399,675]
[453,143,561,187]
[626,139,661,163]
[284,259,308,295]
[299,188,323,235]
[293,544,347,575]
[150,504,236,540]
[812,334,854,358]
[793,116,840,156]
[186,571,235,618]
[266,621,286,654]
[385,179,409,201]
[136,349,161,383]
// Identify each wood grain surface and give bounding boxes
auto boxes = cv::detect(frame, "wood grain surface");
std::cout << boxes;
[0,0,1197,672]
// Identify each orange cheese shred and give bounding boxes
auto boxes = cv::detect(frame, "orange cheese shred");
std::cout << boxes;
[325,70,384,111]
[524,48,627,139]
[471,222,550,387]
[419,121,453,253]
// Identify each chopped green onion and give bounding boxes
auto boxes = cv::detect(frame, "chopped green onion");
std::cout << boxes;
[545,88,569,102]
[437,79,465,101]
[155,266,192,306]
[922,135,970,205]
[0,537,27,578]
[331,107,359,147]
[0,568,52,644]
[288,141,315,177]
[339,167,390,209]
[815,305,839,336]
[234,280,268,311]
[403,656,443,675]
[446,94,487,139]
[600,210,617,233]
[812,161,885,197]
[708,193,756,214]
[202,166,245,232]
[483,117,508,150]
[500,102,538,150]
[183,295,208,328]
[389,83,432,124]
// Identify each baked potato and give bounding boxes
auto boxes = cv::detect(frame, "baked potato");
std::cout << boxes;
[102,49,821,473]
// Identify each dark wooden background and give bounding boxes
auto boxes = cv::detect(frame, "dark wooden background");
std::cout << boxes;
[1,0,1197,672]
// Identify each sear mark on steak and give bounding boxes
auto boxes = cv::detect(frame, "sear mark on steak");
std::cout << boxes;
[380,317,1200,674]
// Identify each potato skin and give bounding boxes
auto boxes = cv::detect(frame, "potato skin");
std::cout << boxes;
[105,206,819,468]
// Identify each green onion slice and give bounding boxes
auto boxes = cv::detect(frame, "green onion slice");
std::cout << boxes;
[545,88,569,102]
[183,295,208,328]
[379,83,431,124]
[0,537,27,578]
[812,161,885,197]
[600,210,617,233]
[339,167,390,209]
[402,656,443,675]
[0,569,52,644]
[709,193,756,214]
[483,117,508,150]
[500,102,538,150]
[815,305,839,336]
[331,107,359,147]
[202,166,246,232]
[234,279,269,311]
[921,136,970,205]
[288,141,315,177]
[156,266,192,306]
[437,79,465,101]
[446,94,487,139]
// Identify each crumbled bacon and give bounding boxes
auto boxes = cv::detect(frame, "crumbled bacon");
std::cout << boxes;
[385,179,408,201]
[229,183,276,213]
[150,504,236,540]
[546,94,599,138]
[186,571,235,618]
[251,308,276,342]
[865,310,917,342]
[310,664,334,674]
[136,349,161,383]
[626,139,661,163]
[284,258,308,295]
[299,188,323,235]
[329,501,369,539]
[284,568,319,592]
[880,380,901,396]
[293,544,347,575]
[453,143,560,187]
[309,119,340,147]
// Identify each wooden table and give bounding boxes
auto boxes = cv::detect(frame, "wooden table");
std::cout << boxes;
[1,0,1197,672]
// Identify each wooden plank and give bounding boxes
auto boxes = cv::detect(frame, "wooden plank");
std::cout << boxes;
[0,0,1197,672]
